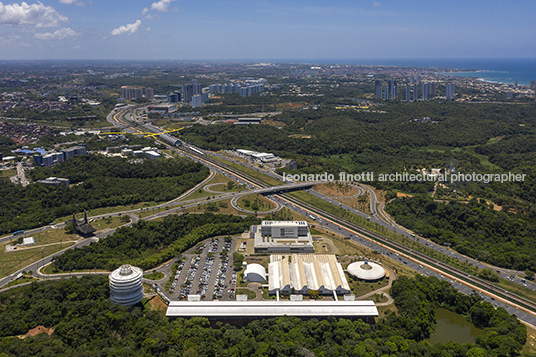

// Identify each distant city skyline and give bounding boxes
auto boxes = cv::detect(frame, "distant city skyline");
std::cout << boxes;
[0,0,535,60]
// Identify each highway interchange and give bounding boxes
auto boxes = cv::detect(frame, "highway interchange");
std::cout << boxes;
[1,105,536,328]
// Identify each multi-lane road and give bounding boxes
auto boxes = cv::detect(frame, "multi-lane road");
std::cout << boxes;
[3,105,536,327]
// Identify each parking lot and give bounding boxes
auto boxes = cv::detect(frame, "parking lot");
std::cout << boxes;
[167,236,238,300]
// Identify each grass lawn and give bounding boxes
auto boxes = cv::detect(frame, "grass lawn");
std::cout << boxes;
[91,216,131,230]
[0,169,16,178]
[523,321,536,355]
[313,183,362,198]
[9,228,79,246]
[349,279,389,298]
[235,287,257,300]
[236,194,277,212]
[144,271,165,280]
[207,183,245,193]
[0,242,75,278]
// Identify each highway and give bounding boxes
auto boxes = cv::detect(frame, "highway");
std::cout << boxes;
[3,105,536,328]
[100,106,536,302]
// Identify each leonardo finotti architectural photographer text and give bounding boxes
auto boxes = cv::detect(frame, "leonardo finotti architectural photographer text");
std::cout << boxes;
[282,171,526,184]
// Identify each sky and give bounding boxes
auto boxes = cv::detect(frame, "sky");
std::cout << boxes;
[0,0,535,60]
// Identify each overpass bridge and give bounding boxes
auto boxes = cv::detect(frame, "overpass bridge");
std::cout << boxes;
[250,182,316,195]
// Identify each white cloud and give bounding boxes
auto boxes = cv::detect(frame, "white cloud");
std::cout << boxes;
[141,7,148,15]
[146,26,151,31]
[150,0,176,12]
[372,1,380,7]
[110,20,141,36]
[0,1,68,27]
[59,0,84,6]
[34,27,79,39]
[0,33,20,44]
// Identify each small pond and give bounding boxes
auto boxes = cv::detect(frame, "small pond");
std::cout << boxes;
[428,308,485,345]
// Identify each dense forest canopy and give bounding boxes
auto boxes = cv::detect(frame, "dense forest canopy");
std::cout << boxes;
[385,196,536,271]
[0,275,526,356]
[0,155,209,233]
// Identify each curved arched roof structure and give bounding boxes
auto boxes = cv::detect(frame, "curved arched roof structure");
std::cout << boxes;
[244,263,266,283]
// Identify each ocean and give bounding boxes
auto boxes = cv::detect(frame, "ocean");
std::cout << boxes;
[271,58,536,87]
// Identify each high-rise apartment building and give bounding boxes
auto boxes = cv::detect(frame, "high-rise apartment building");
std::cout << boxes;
[145,87,154,100]
[422,83,428,101]
[122,86,133,100]
[388,80,397,100]
[375,80,382,99]
[191,94,203,108]
[446,84,455,100]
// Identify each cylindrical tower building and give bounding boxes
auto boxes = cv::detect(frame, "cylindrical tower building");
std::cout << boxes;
[109,264,144,306]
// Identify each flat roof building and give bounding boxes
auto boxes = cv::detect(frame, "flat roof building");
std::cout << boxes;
[236,149,279,162]
[36,177,69,187]
[166,300,377,323]
[251,221,314,253]
[268,254,351,296]
[148,104,177,113]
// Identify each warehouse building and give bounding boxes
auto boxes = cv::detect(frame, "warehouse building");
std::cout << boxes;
[251,221,314,253]
[166,300,378,323]
[268,254,351,296]
[236,149,279,163]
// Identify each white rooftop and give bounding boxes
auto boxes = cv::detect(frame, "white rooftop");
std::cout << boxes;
[166,300,378,318]
[347,261,386,281]
[22,237,35,246]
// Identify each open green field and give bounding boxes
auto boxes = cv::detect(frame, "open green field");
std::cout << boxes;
[0,241,75,278]
[236,194,277,212]
[144,271,165,280]
[418,144,500,170]
[235,287,257,300]
[91,216,131,230]
[207,183,245,193]
[0,169,16,178]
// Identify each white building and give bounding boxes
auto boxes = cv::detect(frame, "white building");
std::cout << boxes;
[109,265,144,306]
[347,261,386,281]
[268,254,351,295]
[236,149,279,163]
[166,300,378,323]
[144,151,161,159]
[22,237,35,246]
[244,263,267,283]
[251,221,314,253]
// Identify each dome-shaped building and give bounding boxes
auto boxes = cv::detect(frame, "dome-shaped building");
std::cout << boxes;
[347,261,386,281]
[109,264,144,305]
